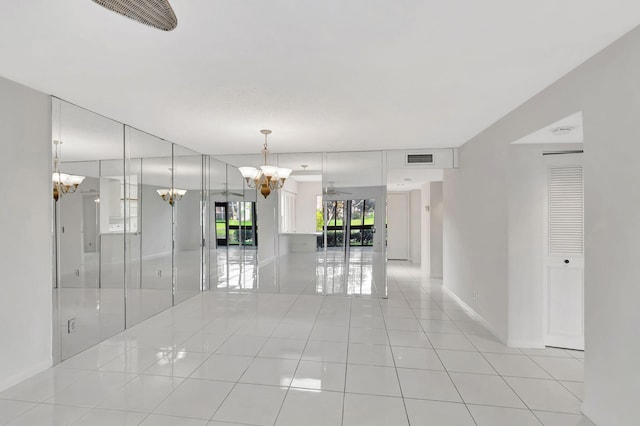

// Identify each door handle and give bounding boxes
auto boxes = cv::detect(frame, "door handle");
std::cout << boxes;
[564,259,570,264]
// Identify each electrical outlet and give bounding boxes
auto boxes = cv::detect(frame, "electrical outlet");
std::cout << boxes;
[67,318,76,334]
[156,269,162,277]
[74,269,80,277]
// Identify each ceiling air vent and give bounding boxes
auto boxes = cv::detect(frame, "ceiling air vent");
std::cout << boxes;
[405,153,434,165]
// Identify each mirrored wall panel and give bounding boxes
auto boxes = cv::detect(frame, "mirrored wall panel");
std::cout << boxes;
[174,145,204,304]
[275,152,324,294]
[322,151,387,297]
[211,150,387,297]
[210,156,260,291]
[52,98,126,360]
[52,99,209,361]
[53,99,390,362]
[124,127,174,327]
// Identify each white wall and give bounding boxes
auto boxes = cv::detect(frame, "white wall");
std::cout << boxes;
[295,181,321,233]
[443,25,640,425]
[420,183,431,275]
[443,120,514,342]
[430,182,443,278]
[0,76,52,391]
[176,190,202,251]
[387,192,409,260]
[140,184,173,290]
[409,190,421,264]
[257,189,278,265]
[58,192,83,285]
[141,184,173,258]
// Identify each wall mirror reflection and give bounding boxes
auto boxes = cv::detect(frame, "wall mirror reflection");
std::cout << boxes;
[322,151,387,297]
[52,105,391,363]
[274,153,324,294]
[52,98,127,360]
[123,127,173,327]
[52,99,209,362]
[210,155,259,291]
[173,145,204,304]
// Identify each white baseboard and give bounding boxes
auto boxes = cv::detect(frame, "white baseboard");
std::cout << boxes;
[0,359,51,392]
[442,286,505,344]
[142,251,172,261]
[258,257,275,268]
[507,339,545,349]
[579,401,599,426]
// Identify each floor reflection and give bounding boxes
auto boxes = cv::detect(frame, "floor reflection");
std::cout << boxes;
[57,246,386,362]
[214,247,258,291]
[320,249,380,296]
[214,247,386,297]
[55,249,203,361]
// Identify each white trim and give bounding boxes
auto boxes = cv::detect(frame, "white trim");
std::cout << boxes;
[142,251,172,261]
[0,359,51,392]
[442,286,505,344]
[580,402,599,426]
[507,339,545,349]
[258,257,275,268]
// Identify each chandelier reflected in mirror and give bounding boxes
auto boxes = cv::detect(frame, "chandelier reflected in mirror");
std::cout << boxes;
[52,140,85,202]
[156,188,186,205]
[239,129,292,199]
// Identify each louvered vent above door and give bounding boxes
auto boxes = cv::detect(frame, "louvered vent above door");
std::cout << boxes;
[548,165,584,255]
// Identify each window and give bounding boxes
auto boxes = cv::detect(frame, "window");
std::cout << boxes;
[322,198,375,247]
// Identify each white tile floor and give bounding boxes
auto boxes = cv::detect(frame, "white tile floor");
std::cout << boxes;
[1,261,594,425]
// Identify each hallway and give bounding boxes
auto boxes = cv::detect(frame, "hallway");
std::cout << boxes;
[0,262,590,425]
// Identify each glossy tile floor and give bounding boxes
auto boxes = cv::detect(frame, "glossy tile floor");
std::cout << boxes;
[1,262,594,425]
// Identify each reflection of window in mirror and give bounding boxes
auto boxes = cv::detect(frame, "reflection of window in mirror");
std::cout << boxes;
[280,191,296,233]
[321,198,376,247]
[316,196,324,232]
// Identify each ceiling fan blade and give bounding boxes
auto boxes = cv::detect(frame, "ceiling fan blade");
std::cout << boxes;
[92,0,178,31]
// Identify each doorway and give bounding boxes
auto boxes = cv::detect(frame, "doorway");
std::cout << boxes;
[543,153,584,350]
[387,193,409,260]
[509,112,585,351]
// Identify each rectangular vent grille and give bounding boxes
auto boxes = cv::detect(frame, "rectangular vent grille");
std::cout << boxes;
[406,154,434,164]
[548,165,583,255]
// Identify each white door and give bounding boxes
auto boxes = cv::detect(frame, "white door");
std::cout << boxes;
[544,154,584,350]
[387,192,409,260]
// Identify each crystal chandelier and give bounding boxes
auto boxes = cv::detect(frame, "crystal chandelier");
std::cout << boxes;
[156,188,187,205]
[52,140,85,202]
[239,130,292,199]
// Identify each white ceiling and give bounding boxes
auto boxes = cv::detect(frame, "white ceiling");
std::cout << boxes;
[2,1,639,155]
